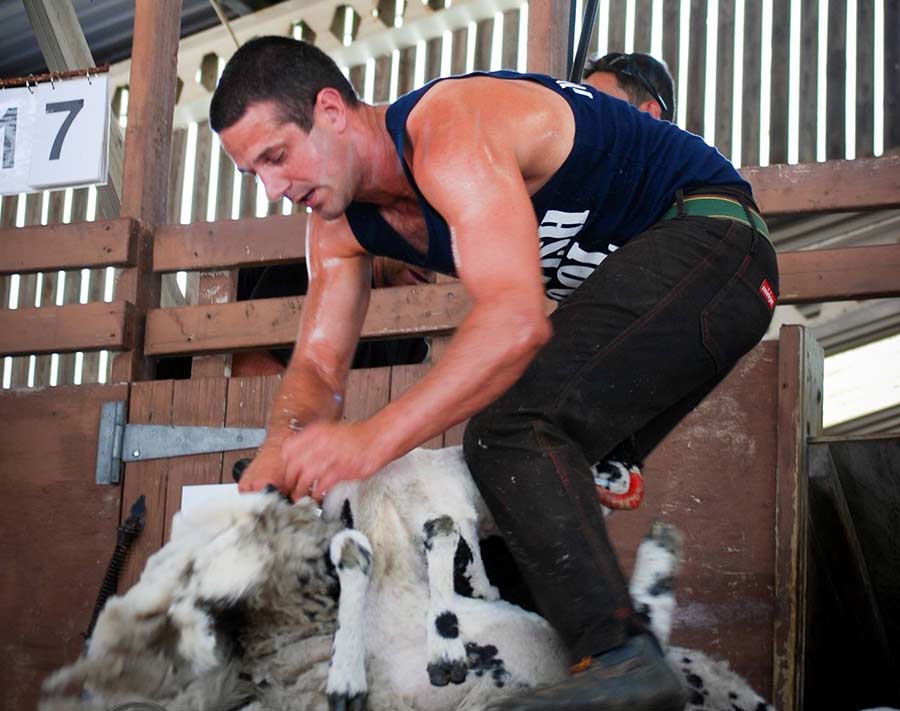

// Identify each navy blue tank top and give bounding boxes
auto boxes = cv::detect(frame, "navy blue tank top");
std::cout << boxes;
[345,70,751,301]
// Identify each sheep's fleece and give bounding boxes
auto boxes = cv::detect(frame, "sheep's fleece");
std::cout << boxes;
[40,446,784,711]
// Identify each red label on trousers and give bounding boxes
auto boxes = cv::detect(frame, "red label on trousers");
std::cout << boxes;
[759,279,776,310]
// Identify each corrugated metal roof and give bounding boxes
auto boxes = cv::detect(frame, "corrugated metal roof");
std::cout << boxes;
[0,0,279,80]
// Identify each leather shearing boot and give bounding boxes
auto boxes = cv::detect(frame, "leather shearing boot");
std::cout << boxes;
[484,633,687,711]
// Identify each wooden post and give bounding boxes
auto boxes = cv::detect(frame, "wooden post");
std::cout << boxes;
[773,325,824,711]
[527,0,569,78]
[111,0,182,382]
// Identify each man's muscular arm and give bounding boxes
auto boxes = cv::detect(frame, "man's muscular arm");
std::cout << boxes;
[291,83,555,499]
[238,213,372,492]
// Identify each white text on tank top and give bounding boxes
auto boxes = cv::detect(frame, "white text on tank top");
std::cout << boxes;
[539,208,614,301]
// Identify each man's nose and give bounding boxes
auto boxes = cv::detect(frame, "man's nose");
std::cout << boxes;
[261,172,289,202]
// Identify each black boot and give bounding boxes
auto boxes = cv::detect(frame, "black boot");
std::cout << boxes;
[485,634,686,711]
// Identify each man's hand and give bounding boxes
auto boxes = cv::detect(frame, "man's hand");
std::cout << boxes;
[282,420,384,502]
[236,448,287,494]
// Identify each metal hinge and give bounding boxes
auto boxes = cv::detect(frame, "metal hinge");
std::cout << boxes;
[95,400,266,485]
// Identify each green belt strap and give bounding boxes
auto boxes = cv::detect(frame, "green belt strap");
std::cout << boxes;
[660,195,770,239]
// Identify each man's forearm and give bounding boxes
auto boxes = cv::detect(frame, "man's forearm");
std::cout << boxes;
[367,302,551,463]
[263,359,345,452]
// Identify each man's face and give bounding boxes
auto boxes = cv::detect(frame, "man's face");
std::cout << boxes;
[583,71,631,102]
[219,97,353,220]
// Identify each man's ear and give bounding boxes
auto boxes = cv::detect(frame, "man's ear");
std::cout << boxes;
[315,87,349,131]
[639,98,663,120]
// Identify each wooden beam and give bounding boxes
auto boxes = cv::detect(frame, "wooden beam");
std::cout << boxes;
[112,0,182,382]
[142,240,900,356]
[0,219,137,275]
[22,0,123,219]
[527,0,569,78]
[0,301,134,357]
[772,325,823,711]
[777,243,900,304]
[149,156,900,276]
[743,155,900,215]
[154,213,308,272]
[144,282,470,356]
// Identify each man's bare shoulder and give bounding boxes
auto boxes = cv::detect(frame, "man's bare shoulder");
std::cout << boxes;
[308,212,369,263]
[407,75,568,135]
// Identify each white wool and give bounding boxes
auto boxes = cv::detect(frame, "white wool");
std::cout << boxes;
[43,447,780,711]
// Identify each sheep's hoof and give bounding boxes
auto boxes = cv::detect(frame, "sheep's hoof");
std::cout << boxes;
[427,658,468,686]
[327,691,367,711]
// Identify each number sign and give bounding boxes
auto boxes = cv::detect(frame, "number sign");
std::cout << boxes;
[0,75,109,196]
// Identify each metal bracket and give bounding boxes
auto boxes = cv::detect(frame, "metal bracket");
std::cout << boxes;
[95,400,266,485]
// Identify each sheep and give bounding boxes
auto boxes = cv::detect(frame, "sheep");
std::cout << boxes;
[41,444,776,711]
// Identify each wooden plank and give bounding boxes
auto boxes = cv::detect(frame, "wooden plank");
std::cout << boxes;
[886,0,900,151]
[714,0,736,159]
[120,380,174,591]
[633,0,652,52]
[772,325,822,711]
[33,192,67,387]
[373,53,392,103]
[191,122,214,224]
[113,0,181,382]
[424,36,442,82]
[778,243,900,304]
[825,0,846,160]
[0,301,134,356]
[662,0,681,90]
[154,213,307,271]
[239,172,257,219]
[10,193,44,388]
[474,17,493,71]
[451,26,468,75]
[0,383,127,711]
[398,44,416,95]
[797,0,819,164]
[22,0,123,219]
[527,0,569,78]
[0,218,137,275]
[854,0,874,159]
[166,127,188,224]
[223,375,282,486]
[191,270,239,377]
[389,364,442,448]
[215,140,235,221]
[608,0,627,53]
[344,367,392,422]
[606,342,780,696]
[501,8,520,70]
[743,155,900,214]
[349,64,366,96]
[685,0,707,136]
[768,0,790,165]
[144,282,471,356]
[149,154,900,275]
[0,195,18,317]
[163,378,228,541]
[741,0,762,164]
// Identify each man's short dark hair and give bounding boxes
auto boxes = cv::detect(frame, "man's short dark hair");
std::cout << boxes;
[584,52,675,122]
[210,36,359,134]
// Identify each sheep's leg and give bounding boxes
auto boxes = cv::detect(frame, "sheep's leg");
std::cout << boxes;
[628,520,682,649]
[456,518,500,602]
[423,515,469,687]
[327,529,372,711]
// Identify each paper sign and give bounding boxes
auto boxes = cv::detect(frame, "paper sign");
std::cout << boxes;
[0,74,109,195]
[181,483,240,514]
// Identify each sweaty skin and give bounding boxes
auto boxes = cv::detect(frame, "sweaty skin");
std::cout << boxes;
[219,77,578,502]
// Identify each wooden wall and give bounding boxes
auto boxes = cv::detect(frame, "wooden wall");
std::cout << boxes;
[2,0,896,390]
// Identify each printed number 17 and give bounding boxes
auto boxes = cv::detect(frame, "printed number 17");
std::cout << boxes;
[0,99,84,170]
